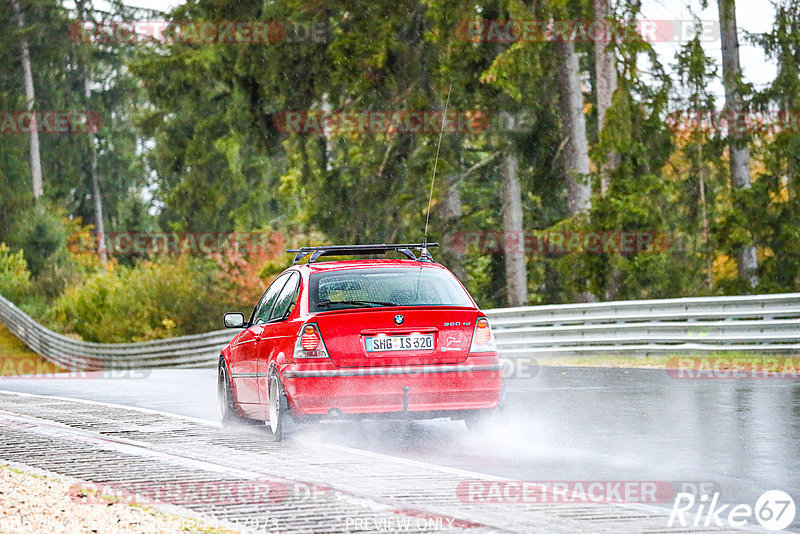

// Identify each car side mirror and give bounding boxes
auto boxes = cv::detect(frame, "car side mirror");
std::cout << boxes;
[223,312,245,328]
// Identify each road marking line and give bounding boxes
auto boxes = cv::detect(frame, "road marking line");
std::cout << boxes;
[0,389,221,427]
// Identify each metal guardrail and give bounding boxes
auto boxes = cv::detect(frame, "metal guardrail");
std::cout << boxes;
[1,292,798,371]
[485,293,800,356]
[0,293,233,370]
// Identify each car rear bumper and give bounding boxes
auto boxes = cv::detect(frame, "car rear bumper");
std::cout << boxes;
[280,355,503,416]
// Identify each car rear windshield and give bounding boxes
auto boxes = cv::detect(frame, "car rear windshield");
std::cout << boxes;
[309,268,474,312]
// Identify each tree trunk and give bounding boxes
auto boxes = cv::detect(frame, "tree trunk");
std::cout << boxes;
[718,0,758,287]
[88,134,107,263]
[696,143,712,290]
[12,0,43,202]
[593,0,619,195]
[440,175,466,281]
[500,112,527,307]
[75,0,107,263]
[555,39,592,215]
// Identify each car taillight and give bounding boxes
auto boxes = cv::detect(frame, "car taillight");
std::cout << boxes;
[294,323,329,359]
[469,317,497,353]
[300,325,319,350]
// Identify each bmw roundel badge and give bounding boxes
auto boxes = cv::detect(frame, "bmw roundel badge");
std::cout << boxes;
[394,314,404,325]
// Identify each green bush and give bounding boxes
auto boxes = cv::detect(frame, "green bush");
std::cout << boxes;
[9,210,66,277]
[0,243,32,303]
[49,256,238,342]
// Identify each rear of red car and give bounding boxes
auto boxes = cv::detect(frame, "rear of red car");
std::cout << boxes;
[281,260,503,418]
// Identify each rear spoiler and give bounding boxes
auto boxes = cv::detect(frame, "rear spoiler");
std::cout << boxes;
[287,243,439,265]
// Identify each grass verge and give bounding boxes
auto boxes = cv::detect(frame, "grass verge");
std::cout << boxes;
[535,353,800,374]
[0,324,65,376]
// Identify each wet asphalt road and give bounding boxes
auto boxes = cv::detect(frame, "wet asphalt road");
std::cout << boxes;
[1,366,798,531]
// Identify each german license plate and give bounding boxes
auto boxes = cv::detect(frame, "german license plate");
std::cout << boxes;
[365,334,434,352]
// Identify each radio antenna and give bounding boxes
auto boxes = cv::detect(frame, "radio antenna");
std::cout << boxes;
[423,84,452,248]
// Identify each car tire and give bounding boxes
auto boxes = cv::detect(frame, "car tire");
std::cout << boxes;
[266,372,288,442]
[218,357,241,426]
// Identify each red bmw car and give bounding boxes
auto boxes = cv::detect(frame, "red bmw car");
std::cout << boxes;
[218,243,503,440]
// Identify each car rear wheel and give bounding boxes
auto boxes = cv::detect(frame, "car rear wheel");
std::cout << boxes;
[266,373,288,442]
[218,358,240,426]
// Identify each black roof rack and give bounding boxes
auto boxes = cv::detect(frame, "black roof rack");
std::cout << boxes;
[286,243,439,265]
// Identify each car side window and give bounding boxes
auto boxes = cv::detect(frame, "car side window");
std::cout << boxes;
[250,273,291,326]
[269,272,300,322]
